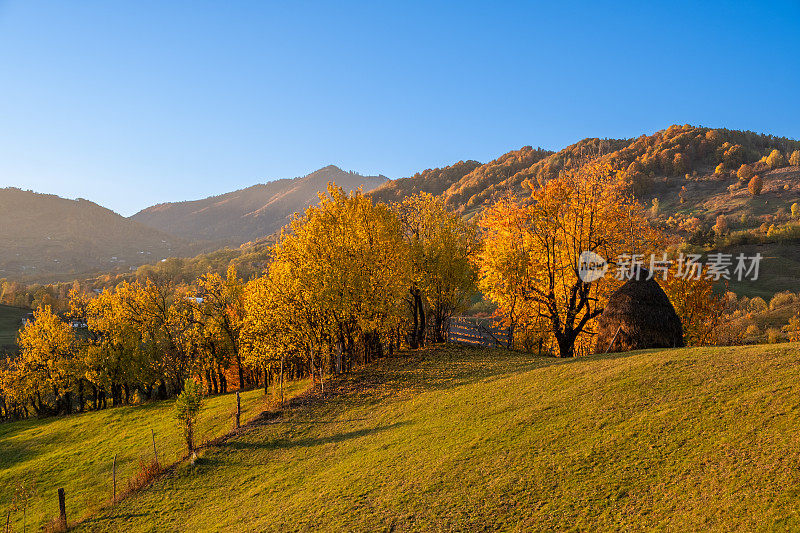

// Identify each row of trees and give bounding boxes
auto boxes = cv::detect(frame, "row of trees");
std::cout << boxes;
[0,188,479,419]
[1,166,726,418]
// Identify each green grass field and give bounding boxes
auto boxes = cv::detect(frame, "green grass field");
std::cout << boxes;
[0,304,27,348]
[0,379,310,531]
[45,343,800,531]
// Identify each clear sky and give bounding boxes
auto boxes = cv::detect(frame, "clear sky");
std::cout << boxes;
[0,1,798,216]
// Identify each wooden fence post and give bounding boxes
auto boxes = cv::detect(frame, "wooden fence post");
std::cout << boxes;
[57,488,66,529]
[112,454,117,503]
[235,391,241,429]
[151,428,158,465]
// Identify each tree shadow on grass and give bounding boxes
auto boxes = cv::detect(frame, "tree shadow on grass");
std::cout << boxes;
[220,422,407,452]
[321,344,658,405]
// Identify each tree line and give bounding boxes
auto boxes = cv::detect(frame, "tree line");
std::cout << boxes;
[0,188,478,419]
[0,169,723,420]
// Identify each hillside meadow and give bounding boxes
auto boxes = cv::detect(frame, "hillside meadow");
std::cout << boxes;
[51,343,800,532]
[0,304,27,348]
[0,379,310,531]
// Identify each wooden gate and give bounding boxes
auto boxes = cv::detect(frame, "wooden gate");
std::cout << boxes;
[448,317,511,349]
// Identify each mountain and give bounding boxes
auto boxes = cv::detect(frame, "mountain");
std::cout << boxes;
[369,125,800,223]
[0,188,195,282]
[5,126,799,286]
[132,165,389,246]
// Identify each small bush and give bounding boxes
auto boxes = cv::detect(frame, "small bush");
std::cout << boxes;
[769,291,796,310]
[785,315,800,342]
[123,459,162,496]
[748,175,763,196]
[175,378,203,453]
[737,164,755,182]
[748,297,768,313]
[767,327,782,344]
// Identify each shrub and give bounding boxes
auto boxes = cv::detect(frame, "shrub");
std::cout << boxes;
[748,175,763,196]
[748,297,768,312]
[766,149,786,169]
[650,198,660,217]
[714,163,726,175]
[745,324,760,336]
[737,164,755,182]
[767,327,782,344]
[792,203,800,220]
[175,378,203,454]
[785,314,800,342]
[123,459,162,495]
[712,214,728,235]
[769,291,796,310]
[790,150,800,167]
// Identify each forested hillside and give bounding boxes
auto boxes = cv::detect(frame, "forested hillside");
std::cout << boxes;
[369,125,800,223]
[0,188,195,282]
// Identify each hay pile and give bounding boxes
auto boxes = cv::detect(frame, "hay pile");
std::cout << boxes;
[595,272,684,353]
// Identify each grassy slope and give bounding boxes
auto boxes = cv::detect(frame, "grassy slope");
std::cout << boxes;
[70,344,800,532]
[0,304,27,348]
[0,379,310,531]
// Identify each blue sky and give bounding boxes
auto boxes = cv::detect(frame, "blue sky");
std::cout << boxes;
[0,1,798,216]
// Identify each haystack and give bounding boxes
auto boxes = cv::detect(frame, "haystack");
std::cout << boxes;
[594,271,684,353]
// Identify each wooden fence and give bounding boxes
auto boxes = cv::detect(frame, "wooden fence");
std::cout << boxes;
[447,317,511,349]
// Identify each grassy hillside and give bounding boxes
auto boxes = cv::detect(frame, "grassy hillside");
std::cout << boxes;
[0,379,310,531]
[0,304,27,350]
[65,343,800,531]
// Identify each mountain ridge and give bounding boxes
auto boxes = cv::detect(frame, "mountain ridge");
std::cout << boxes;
[4,126,800,284]
[130,165,388,245]
[0,187,197,282]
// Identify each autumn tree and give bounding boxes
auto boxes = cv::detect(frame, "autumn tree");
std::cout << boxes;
[243,184,409,392]
[748,175,763,196]
[192,265,246,390]
[397,193,479,344]
[790,150,800,167]
[737,164,755,182]
[784,314,800,342]
[174,378,202,454]
[766,149,786,169]
[13,306,78,415]
[722,144,745,168]
[478,162,653,357]
[661,272,724,346]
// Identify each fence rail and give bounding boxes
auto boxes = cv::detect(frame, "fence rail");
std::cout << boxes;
[448,317,511,349]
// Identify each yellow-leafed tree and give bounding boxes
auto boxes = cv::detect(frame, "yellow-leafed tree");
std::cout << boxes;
[477,162,654,357]
[397,193,479,344]
[14,306,77,415]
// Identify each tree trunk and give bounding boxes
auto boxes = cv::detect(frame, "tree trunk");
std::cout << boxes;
[280,356,284,407]
[236,353,245,391]
[218,367,227,394]
[78,380,85,413]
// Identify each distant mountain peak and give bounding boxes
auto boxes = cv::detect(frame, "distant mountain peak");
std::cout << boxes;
[131,166,389,245]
